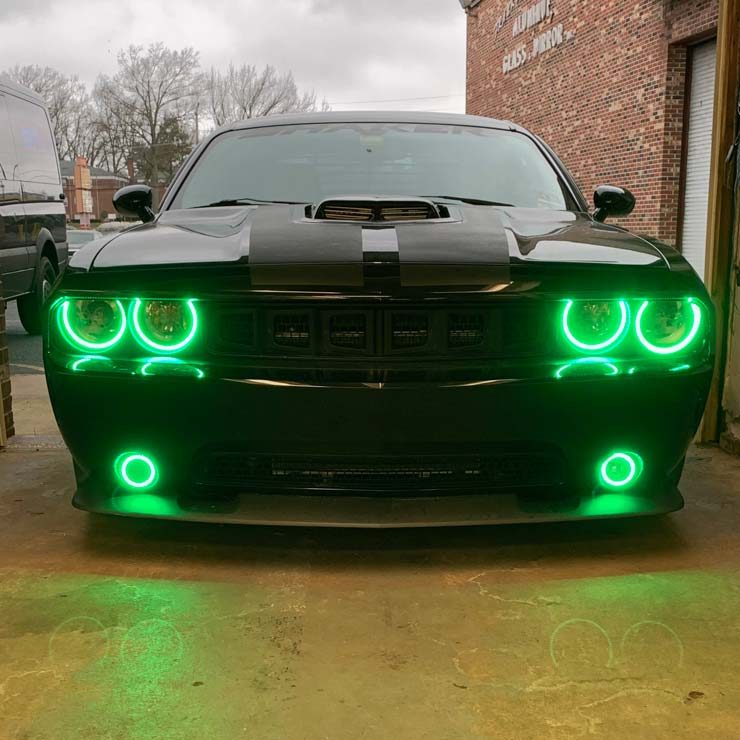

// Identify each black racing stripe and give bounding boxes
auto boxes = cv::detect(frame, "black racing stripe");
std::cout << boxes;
[362,227,400,263]
[249,204,363,264]
[248,204,364,286]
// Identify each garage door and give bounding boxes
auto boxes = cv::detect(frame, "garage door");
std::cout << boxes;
[680,39,717,281]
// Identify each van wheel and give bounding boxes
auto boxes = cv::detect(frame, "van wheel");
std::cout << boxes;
[18,256,57,335]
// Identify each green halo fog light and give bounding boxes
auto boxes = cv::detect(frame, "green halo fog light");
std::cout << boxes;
[59,299,127,351]
[131,299,199,354]
[598,452,643,490]
[636,299,702,355]
[115,453,159,490]
[562,300,629,352]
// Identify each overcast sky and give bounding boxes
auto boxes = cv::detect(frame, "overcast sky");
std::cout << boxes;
[0,0,467,113]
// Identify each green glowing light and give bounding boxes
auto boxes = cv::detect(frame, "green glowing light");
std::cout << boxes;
[113,493,179,517]
[131,299,199,354]
[115,453,159,490]
[582,493,644,517]
[140,357,205,379]
[555,357,620,379]
[69,355,114,373]
[562,300,629,352]
[59,299,127,351]
[636,300,703,355]
[670,363,691,373]
[598,451,643,490]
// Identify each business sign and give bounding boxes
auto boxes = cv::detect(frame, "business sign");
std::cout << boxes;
[500,0,574,74]
[73,156,93,227]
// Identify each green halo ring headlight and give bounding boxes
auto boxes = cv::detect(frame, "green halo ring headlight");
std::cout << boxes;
[636,299,703,355]
[115,453,159,490]
[562,299,629,352]
[59,299,127,351]
[131,299,199,354]
[598,451,644,490]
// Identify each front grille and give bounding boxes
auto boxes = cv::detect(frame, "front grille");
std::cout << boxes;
[273,314,311,348]
[391,312,429,350]
[218,311,256,349]
[329,313,367,350]
[199,452,565,493]
[448,313,485,348]
[211,305,551,359]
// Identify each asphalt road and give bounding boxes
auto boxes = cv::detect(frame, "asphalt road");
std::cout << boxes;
[5,300,44,375]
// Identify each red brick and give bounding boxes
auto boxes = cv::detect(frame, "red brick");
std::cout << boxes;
[466,0,719,245]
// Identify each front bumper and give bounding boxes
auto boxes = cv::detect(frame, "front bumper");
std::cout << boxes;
[46,360,710,527]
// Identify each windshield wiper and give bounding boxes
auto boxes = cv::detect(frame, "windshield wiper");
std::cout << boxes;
[422,195,515,207]
[193,197,305,208]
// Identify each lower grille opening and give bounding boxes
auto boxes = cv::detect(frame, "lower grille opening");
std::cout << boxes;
[198,452,565,494]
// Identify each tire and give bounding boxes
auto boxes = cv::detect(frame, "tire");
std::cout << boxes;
[17,256,57,335]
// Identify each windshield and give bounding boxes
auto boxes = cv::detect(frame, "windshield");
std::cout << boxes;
[171,123,570,211]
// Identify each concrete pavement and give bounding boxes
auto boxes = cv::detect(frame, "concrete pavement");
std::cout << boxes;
[2,367,740,737]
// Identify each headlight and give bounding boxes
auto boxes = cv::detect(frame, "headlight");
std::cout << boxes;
[131,299,199,353]
[58,299,127,351]
[562,300,629,351]
[636,299,703,354]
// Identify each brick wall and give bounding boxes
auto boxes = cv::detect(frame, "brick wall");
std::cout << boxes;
[466,0,719,245]
[0,295,14,442]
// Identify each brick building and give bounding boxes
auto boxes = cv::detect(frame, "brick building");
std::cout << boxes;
[464,0,719,277]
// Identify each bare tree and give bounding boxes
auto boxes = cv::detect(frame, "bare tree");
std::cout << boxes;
[3,64,94,161]
[206,64,324,127]
[91,79,139,176]
[97,43,200,187]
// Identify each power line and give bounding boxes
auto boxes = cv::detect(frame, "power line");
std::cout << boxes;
[329,93,465,105]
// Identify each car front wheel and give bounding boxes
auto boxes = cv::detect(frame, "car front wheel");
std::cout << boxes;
[18,256,57,335]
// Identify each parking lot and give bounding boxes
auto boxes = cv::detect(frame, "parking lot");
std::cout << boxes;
[1,302,740,739]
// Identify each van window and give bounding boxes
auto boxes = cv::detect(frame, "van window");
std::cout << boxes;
[0,95,17,181]
[5,94,59,184]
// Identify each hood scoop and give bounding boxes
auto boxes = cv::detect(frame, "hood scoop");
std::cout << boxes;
[312,196,443,223]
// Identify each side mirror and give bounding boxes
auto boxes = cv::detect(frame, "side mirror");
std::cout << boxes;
[113,184,155,223]
[593,185,636,223]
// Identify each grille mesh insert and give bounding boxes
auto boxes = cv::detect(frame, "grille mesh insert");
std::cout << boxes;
[448,313,485,348]
[273,314,311,348]
[391,313,429,349]
[200,452,564,492]
[329,313,367,350]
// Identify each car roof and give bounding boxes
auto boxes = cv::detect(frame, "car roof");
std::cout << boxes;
[220,110,523,135]
[0,76,46,106]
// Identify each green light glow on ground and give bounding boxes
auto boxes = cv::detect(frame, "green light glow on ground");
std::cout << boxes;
[581,493,645,517]
[131,299,199,354]
[112,493,179,517]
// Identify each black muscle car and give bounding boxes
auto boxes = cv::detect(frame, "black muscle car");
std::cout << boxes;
[44,112,714,527]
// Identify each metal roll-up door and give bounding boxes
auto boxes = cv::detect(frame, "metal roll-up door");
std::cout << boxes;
[680,39,717,281]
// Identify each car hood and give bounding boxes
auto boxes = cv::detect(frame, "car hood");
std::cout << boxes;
[75,204,669,276]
